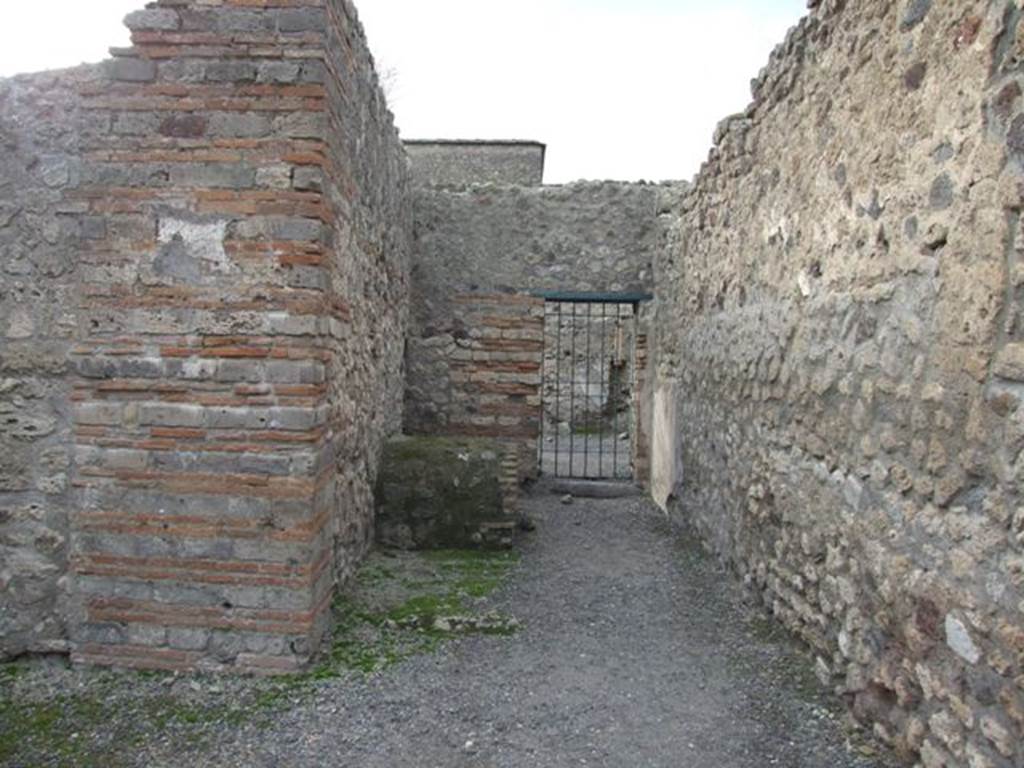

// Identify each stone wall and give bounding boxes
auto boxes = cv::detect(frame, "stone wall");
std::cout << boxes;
[0,0,410,673]
[320,0,412,598]
[375,436,517,550]
[404,140,546,187]
[407,181,676,470]
[653,0,1024,764]
[0,68,96,659]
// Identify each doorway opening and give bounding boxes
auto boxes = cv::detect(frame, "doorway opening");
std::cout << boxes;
[537,293,649,480]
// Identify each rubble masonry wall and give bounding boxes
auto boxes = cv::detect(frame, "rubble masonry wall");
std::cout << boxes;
[652,1,1024,764]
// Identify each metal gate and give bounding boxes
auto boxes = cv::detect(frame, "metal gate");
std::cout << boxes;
[537,292,649,480]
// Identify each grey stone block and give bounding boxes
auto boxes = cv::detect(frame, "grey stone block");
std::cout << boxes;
[168,628,210,651]
[216,10,267,34]
[231,216,323,242]
[214,360,264,383]
[169,163,256,190]
[266,360,325,384]
[112,112,161,136]
[107,58,157,83]
[124,9,180,31]
[257,61,302,84]
[298,62,327,84]
[269,217,324,242]
[80,216,107,240]
[150,450,290,477]
[74,402,123,426]
[275,111,327,140]
[278,8,326,33]
[292,166,323,192]
[284,265,327,290]
[126,624,168,646]
[204,407,271,430]
[269,407,320,431]
[204,61,258,83]
[113,358,166,380]
[75,622,126,645]
[207,112,273,139]
[102,449,150,471]
[138,403,205,428]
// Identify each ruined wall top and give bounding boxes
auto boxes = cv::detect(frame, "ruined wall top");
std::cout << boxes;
[404,140,546,187]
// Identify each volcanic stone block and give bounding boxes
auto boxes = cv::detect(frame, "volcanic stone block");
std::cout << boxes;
[375,436,513,550]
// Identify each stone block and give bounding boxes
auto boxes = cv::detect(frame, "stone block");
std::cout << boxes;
[215,359,264,383]
[266,360,325,384]
[204,407,270,430]
[124,9,180,31]
[374,436,512,550]
[138,403,205,428]
[292,166,323,192]
[215,10,267,34]
[204,61,258,83]
[106,57,157,83]
[269,407,320,431]
[277,8,326,33]
[169,163,256,190]
[74,402,123,426]
[257,61,302,84]
[994,343,1024,382]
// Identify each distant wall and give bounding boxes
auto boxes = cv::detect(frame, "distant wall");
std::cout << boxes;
[407,181,678,482]
[0,0,411,673]
[404,141,545,187]
[653,0,1024,764]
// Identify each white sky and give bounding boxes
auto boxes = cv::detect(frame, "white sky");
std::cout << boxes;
[0,0,806,183]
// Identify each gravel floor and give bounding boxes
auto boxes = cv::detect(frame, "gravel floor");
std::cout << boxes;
[3,492,894,768]
[192,492,889,767]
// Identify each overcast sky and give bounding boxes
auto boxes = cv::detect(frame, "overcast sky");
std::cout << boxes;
[0,0,806,183]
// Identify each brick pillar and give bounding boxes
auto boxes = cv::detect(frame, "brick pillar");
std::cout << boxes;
[68,0,335,673]
[442,293,544,477]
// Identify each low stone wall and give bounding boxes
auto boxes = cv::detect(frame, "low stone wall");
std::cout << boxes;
[375,436,515,550]
[0,0,411,673]
[653,0,1024,764]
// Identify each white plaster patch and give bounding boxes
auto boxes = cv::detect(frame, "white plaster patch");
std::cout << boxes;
[944,613,981,664]
[182,359,219,380]
[763,214,790,245]
[797,271,812,298]
[6,307,34,339]
[157,217,231,273]
[651,381,681,512]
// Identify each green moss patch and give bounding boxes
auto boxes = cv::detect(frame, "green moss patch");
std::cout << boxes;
[0,546,521,766]
[0,669,252,767]
[308,547,521,679]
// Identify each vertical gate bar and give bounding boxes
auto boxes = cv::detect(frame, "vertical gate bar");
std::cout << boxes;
[598,303,602,479]
[626,303,634,479]
[538,302,545,473]
[554,302,562,478]
[569,302,576,477]
[613,304,619,479]
[584,301,592,478]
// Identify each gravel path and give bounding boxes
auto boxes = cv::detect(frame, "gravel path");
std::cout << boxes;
[176,492,890,768]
